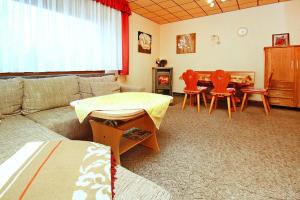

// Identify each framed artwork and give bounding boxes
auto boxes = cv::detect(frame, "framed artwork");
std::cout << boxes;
[176,33,196,54]
[272,33,290,47]
[138,31,152,54]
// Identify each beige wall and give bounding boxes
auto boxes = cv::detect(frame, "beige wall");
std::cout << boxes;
[119,13,160,92]
[159,0,300,96]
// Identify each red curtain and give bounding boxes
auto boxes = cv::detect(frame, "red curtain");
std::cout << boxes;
[120,13,129,75]
[94,0,131,75]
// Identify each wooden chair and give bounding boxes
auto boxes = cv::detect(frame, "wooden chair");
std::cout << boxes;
[240,72,273,115]
[181,69,207,112]
[209,70,236,119]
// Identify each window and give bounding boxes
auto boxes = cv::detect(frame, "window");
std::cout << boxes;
[0,0,122,72]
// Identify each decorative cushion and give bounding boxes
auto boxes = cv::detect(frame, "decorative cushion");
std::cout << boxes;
[0,78,23,116]
[79,75,116,98]
[22,76,80,114]
[90,81,121,96]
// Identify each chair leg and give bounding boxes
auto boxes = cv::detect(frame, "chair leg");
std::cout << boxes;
[197,94,200,112]
[202,92,208,109]
[214,96,218,109]
[182,93,188,110]
[209,96,215,114]
[245,95,249,108]
[231,95,237,112]
[227,96,232,119]
[265,96,271,112]
[189,94,192,106]
[261,94,269,116]
[240,93,248,112]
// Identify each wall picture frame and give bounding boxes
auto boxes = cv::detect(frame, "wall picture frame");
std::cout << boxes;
[176,33,196,54]
[272,33,290,47]
[138,31,152,54]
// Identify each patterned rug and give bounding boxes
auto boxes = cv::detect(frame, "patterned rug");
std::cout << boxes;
[122,99,300,200]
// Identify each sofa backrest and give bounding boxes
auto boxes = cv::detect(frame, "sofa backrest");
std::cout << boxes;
[0,78,23,116]
[22,76,80,114]
[0,73,117,116]
[79,75,116,98]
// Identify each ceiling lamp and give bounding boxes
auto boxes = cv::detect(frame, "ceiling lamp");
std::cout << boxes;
[207,0,226,8]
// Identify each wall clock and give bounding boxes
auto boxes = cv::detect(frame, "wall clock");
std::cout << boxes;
[237,27,248,37]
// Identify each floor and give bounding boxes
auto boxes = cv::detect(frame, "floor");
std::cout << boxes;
[122,97,300,200]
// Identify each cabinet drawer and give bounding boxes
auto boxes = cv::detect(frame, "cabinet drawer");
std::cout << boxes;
[268,90,294,98]
[269,97,295,107]
[270,81,294,90]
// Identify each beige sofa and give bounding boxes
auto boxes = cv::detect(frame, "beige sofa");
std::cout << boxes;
[0,75,171,200]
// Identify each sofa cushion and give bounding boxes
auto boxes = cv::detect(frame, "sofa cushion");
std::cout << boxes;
[0,115,66,164]
[90,81,120,96]
[25,106,91,140]
[22,76,80,114]
[0,78,23,116]
[79,75,116,98]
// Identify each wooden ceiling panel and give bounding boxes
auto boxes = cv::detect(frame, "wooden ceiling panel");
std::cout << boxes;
[195,0,209,6]
[134,7,150,15]
[181,2,199,9]
[142,12,159,18]
[156,9,171,15]
[134,0,154,7]
[128,2,141,10]
[201,5,222,11]
[179,15,194,20]
[146,4,163,11]
[222,5,239,12]
[158,0,178,8]
[131,0,288,24]
[206,9,222,15]
[191,12,207,17]
[167,6,184,12]
[217,0,238,7]
[187,7,206,14]
[162,13,179,19]
[174,0,194,4]
[238,0,257,4]
[259,0,280,5]
[173,10,191,17]
[239,1,257,8]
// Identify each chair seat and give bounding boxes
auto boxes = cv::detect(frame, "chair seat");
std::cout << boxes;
[210,88,233,96]
[241,88,267,94]
[227,87,235,93]
[197,86,208,91]
[184,86,207,94]
[184,89,201,94]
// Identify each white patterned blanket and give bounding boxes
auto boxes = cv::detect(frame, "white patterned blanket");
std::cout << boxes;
[0,141,113,200]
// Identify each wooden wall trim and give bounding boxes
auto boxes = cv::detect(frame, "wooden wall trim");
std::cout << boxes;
[0,70,105,77]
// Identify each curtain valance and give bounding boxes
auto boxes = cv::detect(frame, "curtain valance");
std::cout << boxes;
[94,0,131,15]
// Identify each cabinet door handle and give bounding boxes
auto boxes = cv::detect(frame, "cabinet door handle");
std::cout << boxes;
[291,60,294,69]
[297,60,299,70]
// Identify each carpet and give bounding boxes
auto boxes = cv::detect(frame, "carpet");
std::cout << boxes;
[121,99,300,200]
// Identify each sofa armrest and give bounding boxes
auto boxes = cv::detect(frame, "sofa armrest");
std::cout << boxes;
[120,84,145,92]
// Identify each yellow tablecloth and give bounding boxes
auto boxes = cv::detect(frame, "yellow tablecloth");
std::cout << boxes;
[74,92,173,129]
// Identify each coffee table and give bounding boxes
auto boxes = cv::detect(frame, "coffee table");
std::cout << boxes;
[71,101,160,165]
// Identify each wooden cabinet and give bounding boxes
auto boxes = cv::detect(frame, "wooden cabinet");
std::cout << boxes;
[295,47,300,107]
[264,46,300,107]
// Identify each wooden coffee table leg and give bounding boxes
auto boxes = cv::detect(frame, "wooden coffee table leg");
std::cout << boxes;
[89,119,123,164]
[141,132,160,152]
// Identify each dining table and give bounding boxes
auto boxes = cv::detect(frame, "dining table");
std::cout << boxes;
[180,70,255,104]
